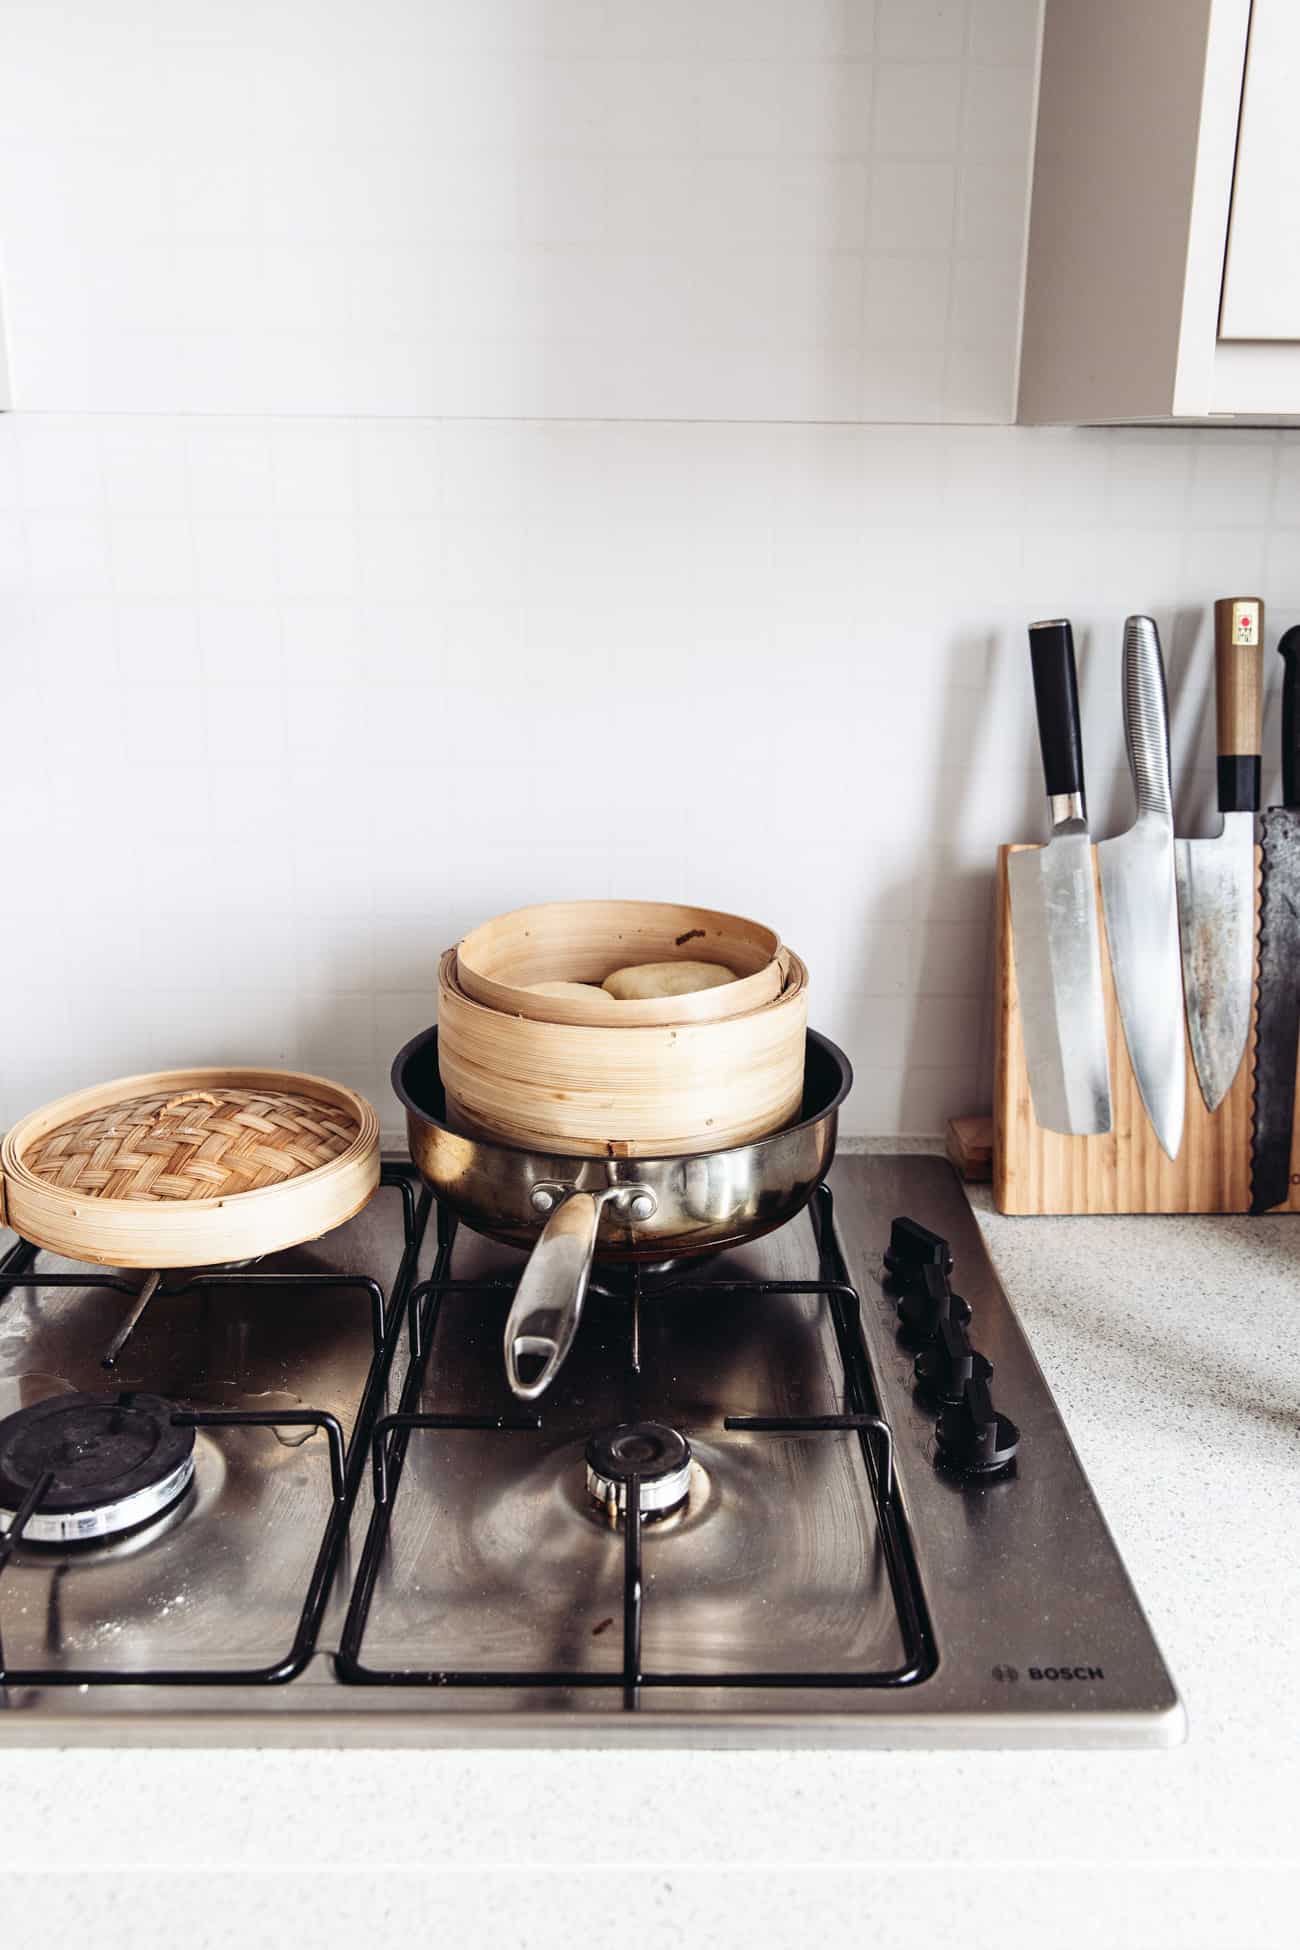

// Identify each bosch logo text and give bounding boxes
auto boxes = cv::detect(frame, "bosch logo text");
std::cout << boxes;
[993,1664,1104,1683]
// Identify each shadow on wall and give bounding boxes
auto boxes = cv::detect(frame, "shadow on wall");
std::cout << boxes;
[837,621,1037,1130]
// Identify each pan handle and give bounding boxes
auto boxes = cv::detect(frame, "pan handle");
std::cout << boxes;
[503,1184,657,1401]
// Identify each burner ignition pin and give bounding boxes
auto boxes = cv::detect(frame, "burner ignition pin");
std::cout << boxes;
[101,1269,163,1370]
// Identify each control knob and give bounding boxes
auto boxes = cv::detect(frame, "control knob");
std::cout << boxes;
[914,1313,991,1406]
[936,1375,1020,1476]
[897,1262,972,1343]
[883,1216,953,1283]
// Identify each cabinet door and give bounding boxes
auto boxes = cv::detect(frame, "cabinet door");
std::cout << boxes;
[1218,0,1300,340]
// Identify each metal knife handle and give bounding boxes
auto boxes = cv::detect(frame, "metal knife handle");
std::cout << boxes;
[1214,597,1263,813]
[1027,618,1085,809]
[1280,625,1300,810]
[1121,615,1173,822]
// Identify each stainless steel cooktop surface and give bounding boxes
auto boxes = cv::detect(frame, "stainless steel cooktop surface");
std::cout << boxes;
[0,1156,1182,1747]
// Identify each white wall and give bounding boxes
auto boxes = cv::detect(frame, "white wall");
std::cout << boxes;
[5,415,1299,1138]
[1,2,1299,1144]
[0,0,1037,422]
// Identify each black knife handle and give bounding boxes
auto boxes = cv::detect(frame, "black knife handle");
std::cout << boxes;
[1281,625,1300,810]
[1214,597,1263,813]
[1027,619,1085,806]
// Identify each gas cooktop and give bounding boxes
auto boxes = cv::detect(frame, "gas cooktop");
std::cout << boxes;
[0,1155,1181,1746]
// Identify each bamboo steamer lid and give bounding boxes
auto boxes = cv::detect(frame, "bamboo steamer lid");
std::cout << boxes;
[455,899,786,1027]
[0,1069,380,1267]
[437,947,808,1157]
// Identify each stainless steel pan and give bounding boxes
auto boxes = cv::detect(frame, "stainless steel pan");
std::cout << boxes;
[392,1027,852,1400]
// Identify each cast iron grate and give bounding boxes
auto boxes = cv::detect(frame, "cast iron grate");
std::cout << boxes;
[335,1183,934,1703]
[0,1163,431,1688]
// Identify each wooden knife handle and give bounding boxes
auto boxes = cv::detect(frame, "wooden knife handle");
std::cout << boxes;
[1214,597,1263,812]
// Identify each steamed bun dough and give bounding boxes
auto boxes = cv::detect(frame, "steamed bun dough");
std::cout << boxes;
[526,980,613,1001]
[601,960,737,1000]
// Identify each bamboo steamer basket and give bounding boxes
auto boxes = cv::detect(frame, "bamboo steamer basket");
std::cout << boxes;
[0,1068,380,1267]
[437,947,809,1157]
[454,899,786,1027]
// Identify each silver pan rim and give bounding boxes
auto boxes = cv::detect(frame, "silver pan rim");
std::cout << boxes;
[391,1025,853,1170]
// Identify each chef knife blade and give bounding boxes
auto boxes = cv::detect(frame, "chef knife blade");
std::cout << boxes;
[1251,624,1300,1213]
[1007,619,1112,1135]
[1174,598,1263,1112]
[1098,616,1186,1160]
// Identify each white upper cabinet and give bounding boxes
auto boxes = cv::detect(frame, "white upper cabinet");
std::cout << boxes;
[1019,0,1300,423]
[1218,0,1300,341]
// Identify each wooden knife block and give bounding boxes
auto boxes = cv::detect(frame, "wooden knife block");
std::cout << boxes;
[993,842,1296,1215]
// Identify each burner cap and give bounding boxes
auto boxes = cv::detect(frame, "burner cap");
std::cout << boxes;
[585,1421,692,1518]
[0,1391,195,1544]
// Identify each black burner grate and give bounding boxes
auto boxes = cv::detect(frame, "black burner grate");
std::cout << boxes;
[0,1174,935,1701]
[335,1184,934,1706]
[0,1164,431,1687]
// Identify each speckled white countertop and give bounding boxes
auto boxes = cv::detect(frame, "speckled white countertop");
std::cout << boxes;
[1,1192,1297,1948]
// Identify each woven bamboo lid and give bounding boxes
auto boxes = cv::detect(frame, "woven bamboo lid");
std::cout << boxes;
[1,1068,380,1267]
[24,1086,360,1202]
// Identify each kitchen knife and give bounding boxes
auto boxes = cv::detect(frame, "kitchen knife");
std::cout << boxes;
[1174,598,1263,1112]
[1251,623,1300,1213]
[1098,616,1186,1160]
[1007,619,1112,1135]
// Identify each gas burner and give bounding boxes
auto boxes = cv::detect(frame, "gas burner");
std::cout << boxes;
[0,1390,195,1545]
[584,1421,692,1520]
[586,1259,702,1299]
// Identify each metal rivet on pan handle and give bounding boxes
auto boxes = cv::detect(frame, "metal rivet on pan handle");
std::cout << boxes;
[528,1184,657,1222]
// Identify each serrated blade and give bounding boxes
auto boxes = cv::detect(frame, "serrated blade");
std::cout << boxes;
[1008,827,1111,1134]
[1251,809,1300,1213]
[1174,813,1255,1112]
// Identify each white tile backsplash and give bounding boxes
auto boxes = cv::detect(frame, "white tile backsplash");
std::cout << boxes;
[4,412,1300,1138]
[877,0,968,62]
[112,517,195,598]
[200,603,284,684]
[101,422,191,516]
[24,514,112,596]
[873,64,963,159]
[116,602,201,684]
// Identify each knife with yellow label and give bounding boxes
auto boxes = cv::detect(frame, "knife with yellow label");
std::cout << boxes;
[1174,598,1263,1113]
